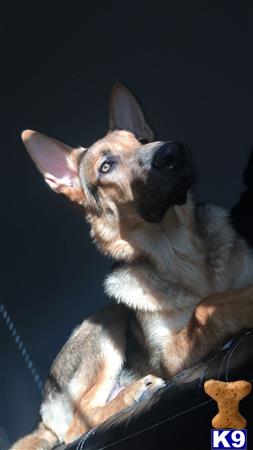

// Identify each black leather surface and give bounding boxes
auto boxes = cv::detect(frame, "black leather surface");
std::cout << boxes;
[54,329,253,450]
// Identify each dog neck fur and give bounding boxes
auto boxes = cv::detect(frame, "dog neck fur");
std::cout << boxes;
[88,192,200,266]
[98,193,209,315]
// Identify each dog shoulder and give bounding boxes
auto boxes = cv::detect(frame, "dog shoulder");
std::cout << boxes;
[196,202,253,288]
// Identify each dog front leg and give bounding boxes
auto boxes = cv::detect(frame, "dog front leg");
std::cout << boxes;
[64,375,165,443]
[164,285,253,376]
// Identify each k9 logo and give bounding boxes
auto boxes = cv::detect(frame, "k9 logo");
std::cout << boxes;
[211,430,247,449]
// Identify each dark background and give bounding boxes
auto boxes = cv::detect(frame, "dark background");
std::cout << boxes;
[0,1,252,448]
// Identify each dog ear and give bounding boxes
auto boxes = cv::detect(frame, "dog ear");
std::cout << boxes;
[109,82,154,142]
[21,130,85,204]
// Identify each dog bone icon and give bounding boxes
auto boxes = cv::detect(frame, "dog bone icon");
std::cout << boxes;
[204,379,252,429]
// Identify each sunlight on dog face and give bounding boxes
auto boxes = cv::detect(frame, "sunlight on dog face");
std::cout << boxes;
[78,130,140,213]
[79,129,193,223]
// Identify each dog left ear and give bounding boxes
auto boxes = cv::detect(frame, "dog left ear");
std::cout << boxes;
[109,82,154,143]
[21,130,85,204]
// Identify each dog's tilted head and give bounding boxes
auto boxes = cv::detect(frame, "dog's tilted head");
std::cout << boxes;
[22,83,194,259]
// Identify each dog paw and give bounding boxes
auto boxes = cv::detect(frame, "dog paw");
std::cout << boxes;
[124,375,166,405]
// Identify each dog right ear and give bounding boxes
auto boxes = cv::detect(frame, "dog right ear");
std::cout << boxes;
[21,130,85,204]
[109,82,154,143]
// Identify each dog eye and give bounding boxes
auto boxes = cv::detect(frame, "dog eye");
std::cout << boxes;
[99,161,113,174]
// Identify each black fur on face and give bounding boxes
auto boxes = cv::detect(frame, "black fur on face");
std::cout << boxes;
[131,142,195,223]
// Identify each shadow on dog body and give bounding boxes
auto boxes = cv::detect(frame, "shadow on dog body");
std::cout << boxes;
[11,83,253,449]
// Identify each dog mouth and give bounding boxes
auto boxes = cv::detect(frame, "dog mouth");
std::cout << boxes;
[133,167,194,223]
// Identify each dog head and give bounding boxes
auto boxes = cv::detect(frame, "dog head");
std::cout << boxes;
[22,83,194,259]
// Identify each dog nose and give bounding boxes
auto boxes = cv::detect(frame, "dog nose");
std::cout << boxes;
[152,142,187,170]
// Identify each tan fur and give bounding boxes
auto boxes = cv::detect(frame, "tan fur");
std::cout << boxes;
[11,83,253,449]
[10,423,58,450]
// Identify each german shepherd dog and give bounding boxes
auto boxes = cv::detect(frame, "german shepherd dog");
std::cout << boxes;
[12,83,253,449]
